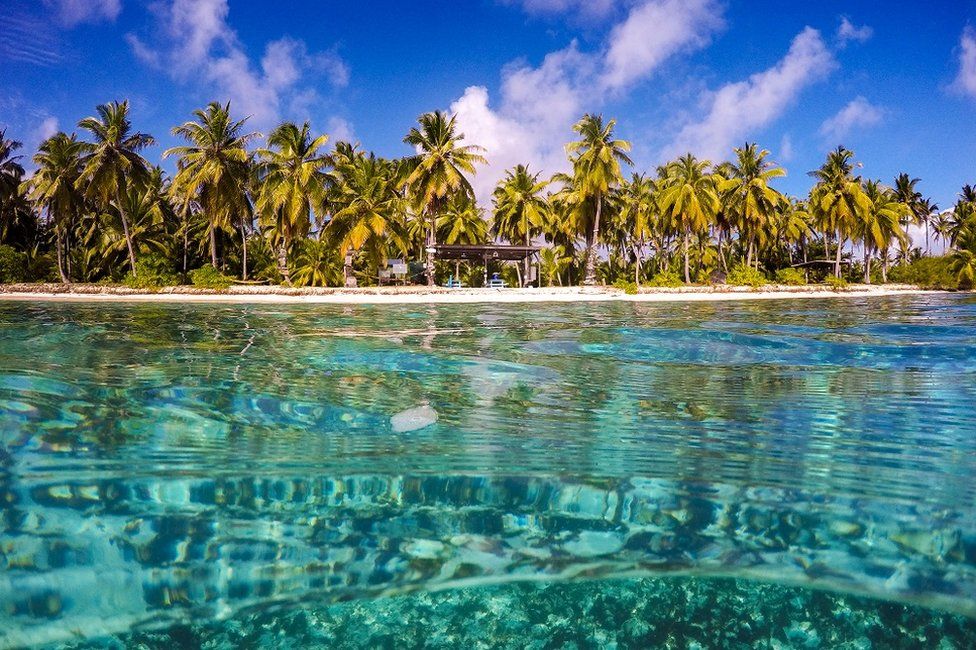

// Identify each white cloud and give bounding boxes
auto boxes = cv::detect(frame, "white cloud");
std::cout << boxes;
[602,0,723,91]
[126,0,348,129]
[327,116,355,144]
[954,27,976,98]
[454,0,725,201]
[44,0,121,26]
[664,27,835,161]
[779,134,794,163]
[819,96,884,143]
[34,116,59,142]
[505,0,618,19]
[836,17,873,47]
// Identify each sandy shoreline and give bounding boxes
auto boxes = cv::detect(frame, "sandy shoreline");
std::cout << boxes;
[0,283,950,304]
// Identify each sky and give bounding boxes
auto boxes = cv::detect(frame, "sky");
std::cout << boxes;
[2,0,976,215]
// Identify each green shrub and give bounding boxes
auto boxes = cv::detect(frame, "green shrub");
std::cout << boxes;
[123,253,179,290]
[888,256,959,290]
[189,264,233,290]
[774,268,806,286]
[647,270,683,288]
[726,264,767,288]
[612,278,639,295]
[0,245,28,283]
[824,275,849,290]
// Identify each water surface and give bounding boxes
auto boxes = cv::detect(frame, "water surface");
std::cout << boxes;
[1,296,975,647]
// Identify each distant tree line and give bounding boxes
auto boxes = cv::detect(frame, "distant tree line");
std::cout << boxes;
[1,101,974,289]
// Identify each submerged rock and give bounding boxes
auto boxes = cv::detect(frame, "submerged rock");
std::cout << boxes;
[390,404,438,433]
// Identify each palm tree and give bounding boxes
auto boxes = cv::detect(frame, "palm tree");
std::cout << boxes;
[808,147,870,278]
[720,143,786,269]
[565,114,632,286]
[255,121,331,284]
[492,164,550,283]
[658,154,721,284]
[165,102,256,278]
[24,133,87,281]
[439,193,487,245]
[327,153,406,278]
[403,111,486,286]
[916,197,939,255]
[0,129,25,205]
[76,100,156,275]
[893,173,926,261]
[616,173,656,284]
[860,180,908,283]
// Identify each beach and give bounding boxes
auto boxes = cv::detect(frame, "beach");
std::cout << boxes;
[0,283,946,304]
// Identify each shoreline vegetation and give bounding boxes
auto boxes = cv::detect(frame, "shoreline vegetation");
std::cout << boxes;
[0,282,945,304]
[3,102,976,294]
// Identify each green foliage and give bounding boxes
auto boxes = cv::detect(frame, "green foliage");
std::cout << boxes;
[889,256,960,290]
[189,264,233,290]
[726,264,767,288]
[774,268,806,286]
[612,278,639,295]
[123,253,180,290]
[0,244,28,283]
[824,275,849,290]
[647,270,683,288]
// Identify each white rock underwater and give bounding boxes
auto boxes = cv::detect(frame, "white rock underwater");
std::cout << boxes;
[390,404,439,433]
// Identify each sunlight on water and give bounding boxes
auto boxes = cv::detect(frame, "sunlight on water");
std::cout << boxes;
[1,295,975,647]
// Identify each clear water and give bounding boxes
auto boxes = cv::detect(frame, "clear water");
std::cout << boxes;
[1,296,975,648]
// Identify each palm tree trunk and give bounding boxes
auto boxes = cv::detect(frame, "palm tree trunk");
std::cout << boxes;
[864,245,871,284]
[240,222,248,281]
[210,226,218,267]
[834,230,843,278]
[584,193,602,286]
[56,228,69,283]
[524,229,531,287]
[425,213,435,287]
[279,240,290,285]
[925,220,930,256]
[683,228,691,284]
[717,230,728,272]
[634,243,642,285]
[882,249,889,283]
[119,210,138,276]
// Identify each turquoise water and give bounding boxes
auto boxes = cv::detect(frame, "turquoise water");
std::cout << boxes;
[1,296,975,648]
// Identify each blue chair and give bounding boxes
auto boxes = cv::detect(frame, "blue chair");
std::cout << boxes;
[487,272,508,288]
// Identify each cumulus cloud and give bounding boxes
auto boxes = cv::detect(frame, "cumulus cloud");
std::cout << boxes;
[836,17,873,47]
[454,0,725,200]
[504,0,618,19]
[819,96,883,143]
[954,27,976,98]
[602,0,723,91]
[34,116,59,141]
[126,0,348,129]
[664,27,834,161]
[44,0,121,26]
[779,134,794,163]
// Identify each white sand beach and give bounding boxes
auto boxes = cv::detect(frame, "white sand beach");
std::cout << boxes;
[0,284,948,304]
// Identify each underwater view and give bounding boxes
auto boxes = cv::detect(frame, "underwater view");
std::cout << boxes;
[2,295,976,648]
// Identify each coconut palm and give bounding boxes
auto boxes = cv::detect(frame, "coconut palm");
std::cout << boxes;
[0,129,25,206]
[292,238,341,287]
[403,111,486,285]
[438,193,487,245]
[565,114,633,286]
[860,180,908,283]
[658,154,721,284]
[76,100,155,275]
[327,153,406,277]
[492,164,550,282]
[255,121,331,284]
[893,173,925,260]
[808,147,871,278]
[165,102,257,278]
[24,133,87,281]
[720,143,785,269]
[614,174,656,283]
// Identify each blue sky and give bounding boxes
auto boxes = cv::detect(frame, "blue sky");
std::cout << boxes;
[2,0,976,212]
